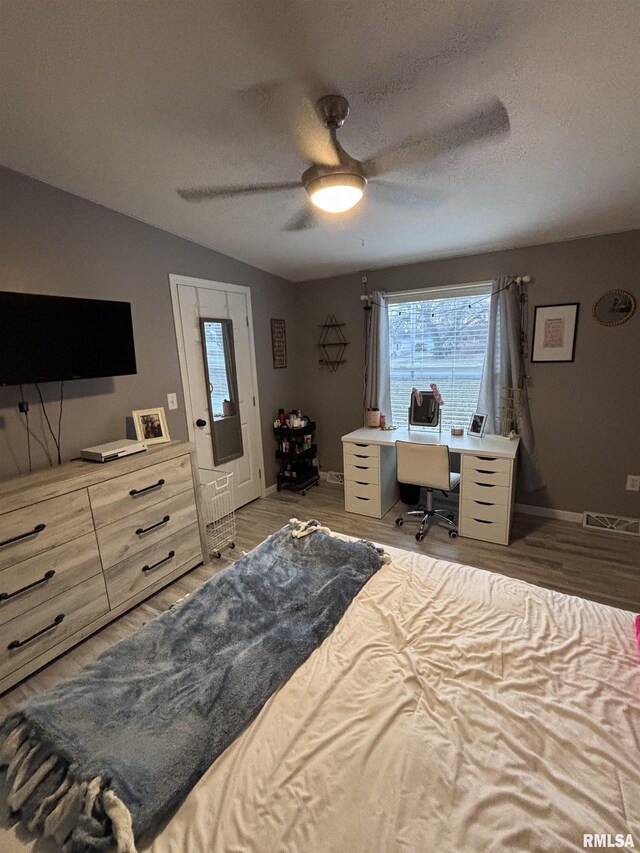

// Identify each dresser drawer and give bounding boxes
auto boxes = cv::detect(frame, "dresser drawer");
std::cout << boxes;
[344,463,379,485]
[459,516,508,546]
[462,481,510,507]
[463,454,512,475]
[104,523,202,608]
[96,490,198,569]
[461,499,509,524]
[0,491,93,571]
[0,573,109,682]
[89,454,193,528]
[0,533,101,625]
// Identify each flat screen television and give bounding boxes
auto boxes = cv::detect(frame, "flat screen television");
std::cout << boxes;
[0,291,137,386]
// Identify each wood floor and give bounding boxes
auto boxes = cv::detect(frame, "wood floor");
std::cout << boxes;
[1,483,638,716]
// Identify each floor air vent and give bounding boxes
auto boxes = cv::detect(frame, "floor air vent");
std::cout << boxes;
[326,472,344,485]
[583,511,640,537]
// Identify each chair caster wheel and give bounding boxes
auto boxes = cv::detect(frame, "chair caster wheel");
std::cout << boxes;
[214,551,221,559]
[301,490,306,496]
[448,531,458,539]
[229,542,235,549]
[447,513,455,521]
[416,532,425,542]
[395,518,404,527]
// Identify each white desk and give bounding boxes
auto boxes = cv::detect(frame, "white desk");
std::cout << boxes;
[342,427,520,545]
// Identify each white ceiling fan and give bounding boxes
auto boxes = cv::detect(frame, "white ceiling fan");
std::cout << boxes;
[177,92,510,231]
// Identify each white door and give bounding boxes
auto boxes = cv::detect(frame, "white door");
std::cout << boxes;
[169,275,263,509]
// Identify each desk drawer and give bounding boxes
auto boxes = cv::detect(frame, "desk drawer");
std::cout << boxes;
[463,481,510,507]
[463,455,512,475]
[0,573,109,682]
[96,490,198,569]
[344,463,379,485]
[345,491,381,517]
[0,491,94,571]
[459,516,508,546]
[343,443,380,464]
[464,468,511,488]
[461,499,509,524]
[0,533,101,625]
[104,523,202,608]
[89,454,193,528]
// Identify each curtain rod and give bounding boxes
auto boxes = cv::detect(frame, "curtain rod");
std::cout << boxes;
[359,275,532,302]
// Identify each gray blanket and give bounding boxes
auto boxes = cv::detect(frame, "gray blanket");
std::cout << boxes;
[0,520,386,852]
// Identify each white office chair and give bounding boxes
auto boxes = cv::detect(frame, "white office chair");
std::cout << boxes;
[395,441,460,541]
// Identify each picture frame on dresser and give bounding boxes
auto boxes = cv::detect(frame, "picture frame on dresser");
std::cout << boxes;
[132,407,171,444]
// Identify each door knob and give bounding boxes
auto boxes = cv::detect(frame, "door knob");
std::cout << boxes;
[196,418,207,428]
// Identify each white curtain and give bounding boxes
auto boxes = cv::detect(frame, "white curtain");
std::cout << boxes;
[363,291,391,423]
[477,276,544,492]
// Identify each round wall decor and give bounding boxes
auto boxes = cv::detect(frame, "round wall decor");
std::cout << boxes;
[592,289,636,326]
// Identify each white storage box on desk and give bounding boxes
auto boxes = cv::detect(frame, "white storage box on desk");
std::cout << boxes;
[199,470,236,559]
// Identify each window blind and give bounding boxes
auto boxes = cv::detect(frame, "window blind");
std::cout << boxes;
[387,283,492,430]
[204,323,231,418]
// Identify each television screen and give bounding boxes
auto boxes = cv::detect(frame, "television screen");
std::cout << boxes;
[0,291,137,386]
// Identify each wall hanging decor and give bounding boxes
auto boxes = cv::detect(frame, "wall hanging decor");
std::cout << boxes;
[592,289,636,326]
[271,318,287,368]
[318,314,349,372]
[531,303,579,362]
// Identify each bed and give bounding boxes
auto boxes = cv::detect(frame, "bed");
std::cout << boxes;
[2,531,639,852]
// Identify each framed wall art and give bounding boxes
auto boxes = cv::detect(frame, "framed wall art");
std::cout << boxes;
[271,318,287,369]
[531,303,579,363]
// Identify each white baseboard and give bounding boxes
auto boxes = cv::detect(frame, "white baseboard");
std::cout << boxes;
[264,483,278,497]
[515,503,582,523]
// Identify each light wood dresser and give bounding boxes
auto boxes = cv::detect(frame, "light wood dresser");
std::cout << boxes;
[0,441,205,693]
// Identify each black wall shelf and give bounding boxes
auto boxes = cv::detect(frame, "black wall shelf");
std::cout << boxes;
[318,314,349,372]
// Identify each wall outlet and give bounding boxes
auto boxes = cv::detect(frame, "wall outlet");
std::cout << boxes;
[167,392,178,411]
[626,475,640,492]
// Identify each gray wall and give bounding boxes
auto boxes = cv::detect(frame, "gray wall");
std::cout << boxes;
[296,231,640,517]
[0,167,298,486]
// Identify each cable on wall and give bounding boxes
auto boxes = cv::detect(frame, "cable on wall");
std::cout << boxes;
[18,384,32,474]
[34,381,64,466]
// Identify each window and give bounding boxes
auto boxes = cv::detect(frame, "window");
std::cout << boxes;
[387,283,492,430]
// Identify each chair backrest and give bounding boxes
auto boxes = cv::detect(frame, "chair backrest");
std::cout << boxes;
[396,441,452,491]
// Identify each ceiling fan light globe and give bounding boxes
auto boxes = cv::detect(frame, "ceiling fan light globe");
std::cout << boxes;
[307,173,366,213]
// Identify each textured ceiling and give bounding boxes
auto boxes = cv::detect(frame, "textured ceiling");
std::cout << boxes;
[1,0,639,281]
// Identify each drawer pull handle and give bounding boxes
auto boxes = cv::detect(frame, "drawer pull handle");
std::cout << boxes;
[354,454,368,458]
[473,501,492,506]
[130,479,165,497]
[136,515,170,536]
[355,481,368,485]
[8,614,65,650]
[476,469,494,475]
[0,523,46,550]
[355,465,368,469]
[472,518,492,524]
[477,457,497,462]
[0,570,55,602]
[355,496,369,501]
[142,550,176,573]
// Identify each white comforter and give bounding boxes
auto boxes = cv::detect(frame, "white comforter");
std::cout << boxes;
[3,542,639,852]
[143,542,640,853]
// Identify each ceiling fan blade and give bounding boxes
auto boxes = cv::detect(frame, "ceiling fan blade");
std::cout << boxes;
[364,97,510,178]
[238,78,341,167]
[281,205,318,232]
[177,181,301,202]
[369,179,441,211]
